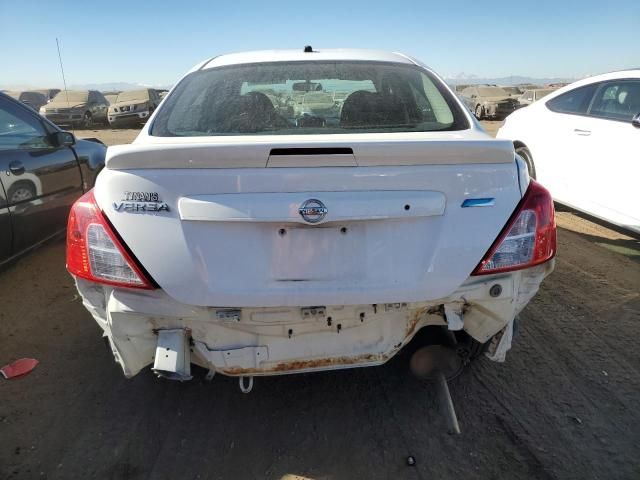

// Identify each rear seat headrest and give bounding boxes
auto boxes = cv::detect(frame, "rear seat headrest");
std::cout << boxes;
[340,91,409,127]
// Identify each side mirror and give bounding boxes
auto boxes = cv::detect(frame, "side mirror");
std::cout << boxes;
[50,131,76,147]
[632,113,640,129]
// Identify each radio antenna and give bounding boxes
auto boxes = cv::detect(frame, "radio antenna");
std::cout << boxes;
[55,38,74,132]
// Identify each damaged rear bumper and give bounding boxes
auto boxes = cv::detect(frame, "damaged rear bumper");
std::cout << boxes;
[75,261,553,379]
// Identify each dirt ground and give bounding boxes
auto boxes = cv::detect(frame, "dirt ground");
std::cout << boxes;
[1,125,639,480]
[75,127,140,146]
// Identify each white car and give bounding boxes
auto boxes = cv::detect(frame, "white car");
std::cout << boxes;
[66,49,556,387]
[498,70,640,234]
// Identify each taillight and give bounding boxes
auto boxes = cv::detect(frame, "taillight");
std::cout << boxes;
[66,190,154,289]
[472,180,556,275]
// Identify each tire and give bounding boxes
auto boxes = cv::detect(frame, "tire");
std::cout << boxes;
[515,146,536,179]
[475,104,483,120]
[82,112,93,129]
[8,181,36,204]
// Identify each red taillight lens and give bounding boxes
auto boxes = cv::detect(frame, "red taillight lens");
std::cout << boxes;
[472,179,556,275]
[66,190,154,289]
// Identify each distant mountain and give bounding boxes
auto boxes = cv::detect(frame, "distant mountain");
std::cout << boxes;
[445,74,576,86]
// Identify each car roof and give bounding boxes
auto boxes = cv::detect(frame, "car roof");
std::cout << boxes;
[553,69,640,92]
[201,49,417,70]
[532,69,640,106]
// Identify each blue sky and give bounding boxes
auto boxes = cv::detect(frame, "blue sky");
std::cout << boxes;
[1,0,638,88]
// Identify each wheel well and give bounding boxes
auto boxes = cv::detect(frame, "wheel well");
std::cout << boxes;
[7,180,37,200]
[512,141,536,179]
[8,179,36,192]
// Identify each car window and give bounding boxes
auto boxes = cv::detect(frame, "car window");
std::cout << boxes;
[546,84,598,115]
[588,80,640,122]
[524,92,534,101]
[0,97,51,151]
[151,61,468,137]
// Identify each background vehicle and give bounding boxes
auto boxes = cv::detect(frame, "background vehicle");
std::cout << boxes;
[108,88,160,127]
[5,91,48,111]
[502,86,523,97]
[518,88,557,106]
[40,90,109,128]
[33,88,61,102]
[68,49,556,383]
[0,92,106,265]
[460,85,520,119]
[498,70,640,234]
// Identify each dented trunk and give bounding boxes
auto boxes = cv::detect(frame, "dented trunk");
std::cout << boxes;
[95,136,522,308]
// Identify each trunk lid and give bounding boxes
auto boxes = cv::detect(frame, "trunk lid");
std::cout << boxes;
[96,136,521,307]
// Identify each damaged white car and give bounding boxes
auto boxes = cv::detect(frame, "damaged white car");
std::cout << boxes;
[67,48,556,388]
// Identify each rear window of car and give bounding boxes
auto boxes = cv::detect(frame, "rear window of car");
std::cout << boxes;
[150,61,468,136]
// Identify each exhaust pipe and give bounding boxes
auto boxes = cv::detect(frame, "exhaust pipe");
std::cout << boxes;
[410,344,463,434]
[152,328,193,381]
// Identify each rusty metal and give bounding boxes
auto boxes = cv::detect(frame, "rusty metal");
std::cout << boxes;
[405,308,424,338]
[221,352,386,376]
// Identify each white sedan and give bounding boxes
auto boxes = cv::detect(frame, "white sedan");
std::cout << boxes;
[66,49,556,388]
[497,70,640,234]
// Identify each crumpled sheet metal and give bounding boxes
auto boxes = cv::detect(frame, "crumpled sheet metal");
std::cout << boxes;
[485,318,515,362]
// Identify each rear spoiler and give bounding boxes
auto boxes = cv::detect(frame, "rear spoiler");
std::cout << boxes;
[106,137,515,170]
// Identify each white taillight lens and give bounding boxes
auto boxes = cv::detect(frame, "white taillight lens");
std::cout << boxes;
[482,210,536,270]
[473,180,556,275]
[67,190,154,289]
[87,224,145,285]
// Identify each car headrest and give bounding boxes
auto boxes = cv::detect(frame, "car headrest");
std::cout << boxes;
[340,91,409,128]
[220,91,276,132]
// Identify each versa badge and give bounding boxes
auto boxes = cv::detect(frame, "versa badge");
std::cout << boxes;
[113,191,170,213]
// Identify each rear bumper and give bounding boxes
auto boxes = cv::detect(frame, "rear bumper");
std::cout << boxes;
[75,261,553,379]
